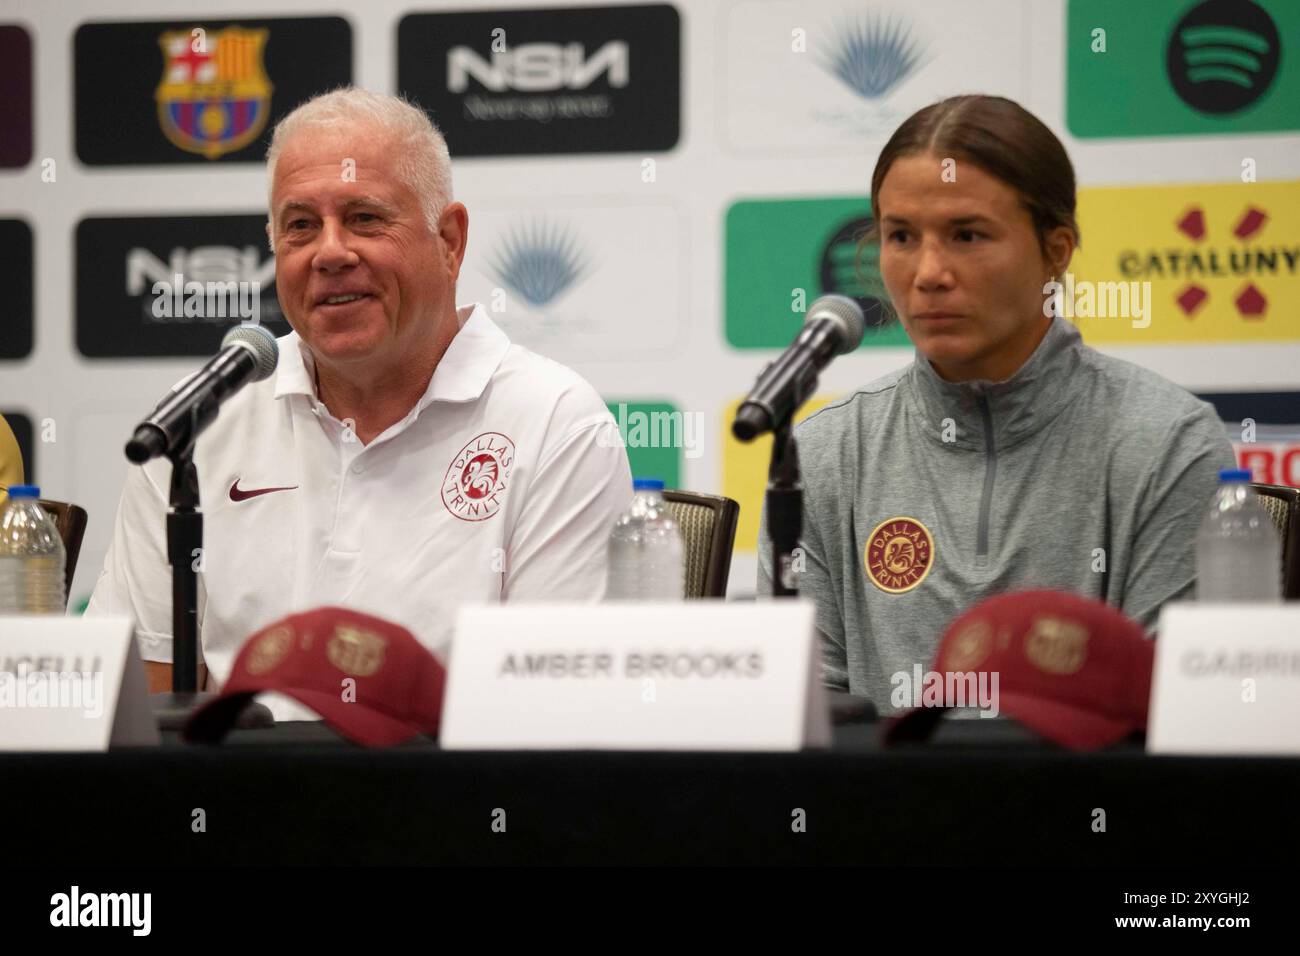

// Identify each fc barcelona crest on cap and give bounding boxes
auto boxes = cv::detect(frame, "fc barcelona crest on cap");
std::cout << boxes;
[442,431,515,522]
[246,624,293,675]
[1024,616,1090,675]
[327,625,388,678]
[155,27,273,160]
[864,516,935,593]
[942,619,994,671]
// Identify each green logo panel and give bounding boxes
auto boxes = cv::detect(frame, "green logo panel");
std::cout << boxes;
[724,197,909,350]
[1067,0,1299,138]
[604,400,683,489]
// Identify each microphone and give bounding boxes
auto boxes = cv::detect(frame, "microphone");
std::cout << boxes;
[125,324,280,463]
[732,294,866,441]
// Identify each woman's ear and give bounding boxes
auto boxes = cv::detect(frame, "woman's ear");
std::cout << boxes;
[1043,224,1076,279]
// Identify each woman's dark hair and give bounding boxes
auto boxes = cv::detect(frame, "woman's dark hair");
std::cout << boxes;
[856,95,1080,314]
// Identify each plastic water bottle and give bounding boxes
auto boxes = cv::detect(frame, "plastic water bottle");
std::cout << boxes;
[0,485,67,614]
[606,478,684,601]
[1195,469,1281,602]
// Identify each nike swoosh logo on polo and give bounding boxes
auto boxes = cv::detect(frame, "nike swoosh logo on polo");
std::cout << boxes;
[229,480,299,502]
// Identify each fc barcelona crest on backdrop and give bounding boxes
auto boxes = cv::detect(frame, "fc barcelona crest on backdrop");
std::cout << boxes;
[77,17,350,165]
[155,27,273,160]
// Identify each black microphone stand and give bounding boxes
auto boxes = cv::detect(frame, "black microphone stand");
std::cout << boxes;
[168,445,202,695]
[148,436,213,730]
[143,415,272,732]
[766,419,802,598]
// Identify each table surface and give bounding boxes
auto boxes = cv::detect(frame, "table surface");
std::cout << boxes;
[4,713,1297,865]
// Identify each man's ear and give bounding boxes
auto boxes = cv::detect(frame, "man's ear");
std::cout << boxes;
[437,202,470,281]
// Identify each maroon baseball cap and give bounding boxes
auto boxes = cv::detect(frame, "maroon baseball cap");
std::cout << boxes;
[885,590,1155,750]
[185,607,446,746]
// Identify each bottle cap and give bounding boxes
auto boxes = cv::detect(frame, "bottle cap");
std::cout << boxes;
[1217,469,1252,483]
[632,478,665,491]
[5,484,39,498]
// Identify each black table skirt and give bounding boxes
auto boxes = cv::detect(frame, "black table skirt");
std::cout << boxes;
[4,717,1297,866]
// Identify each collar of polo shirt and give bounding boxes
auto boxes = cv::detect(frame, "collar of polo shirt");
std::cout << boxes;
[273,304,512,414]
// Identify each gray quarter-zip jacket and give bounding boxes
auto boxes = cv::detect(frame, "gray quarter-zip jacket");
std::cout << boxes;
[757,315,1237,710]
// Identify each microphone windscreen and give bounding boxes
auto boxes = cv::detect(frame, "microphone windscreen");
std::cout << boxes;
[221,323,280,381]
[805,294,866,355]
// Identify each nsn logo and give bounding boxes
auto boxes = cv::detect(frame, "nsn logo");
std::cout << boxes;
[126,245,274,293]
[77,214,288,357]
[448,41,628,92]
[398,5,679,157]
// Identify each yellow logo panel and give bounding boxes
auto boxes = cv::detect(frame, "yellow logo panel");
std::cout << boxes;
[1070,179,1300,344]
[721,396,838,554]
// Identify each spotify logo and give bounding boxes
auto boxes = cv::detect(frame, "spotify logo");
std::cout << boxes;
[819,216,886,330]
[1166,0,1280,115]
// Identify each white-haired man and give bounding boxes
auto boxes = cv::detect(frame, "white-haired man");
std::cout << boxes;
[88,89,633,712]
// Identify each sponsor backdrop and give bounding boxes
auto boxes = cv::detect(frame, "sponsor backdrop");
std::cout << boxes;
[0,0,1297,611]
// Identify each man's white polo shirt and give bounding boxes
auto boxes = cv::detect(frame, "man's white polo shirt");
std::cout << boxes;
[87,304,632,718]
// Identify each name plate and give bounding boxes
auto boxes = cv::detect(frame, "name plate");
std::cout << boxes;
[1148,604,1300,755]
[0,616,159,751]
[441,602,830,751]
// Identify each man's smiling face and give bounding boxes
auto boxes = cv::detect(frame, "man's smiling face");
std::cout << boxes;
[268,125,455,372]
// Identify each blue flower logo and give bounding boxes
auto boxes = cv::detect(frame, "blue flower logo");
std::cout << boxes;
[487,219,591,308]
[819,12,928,100]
